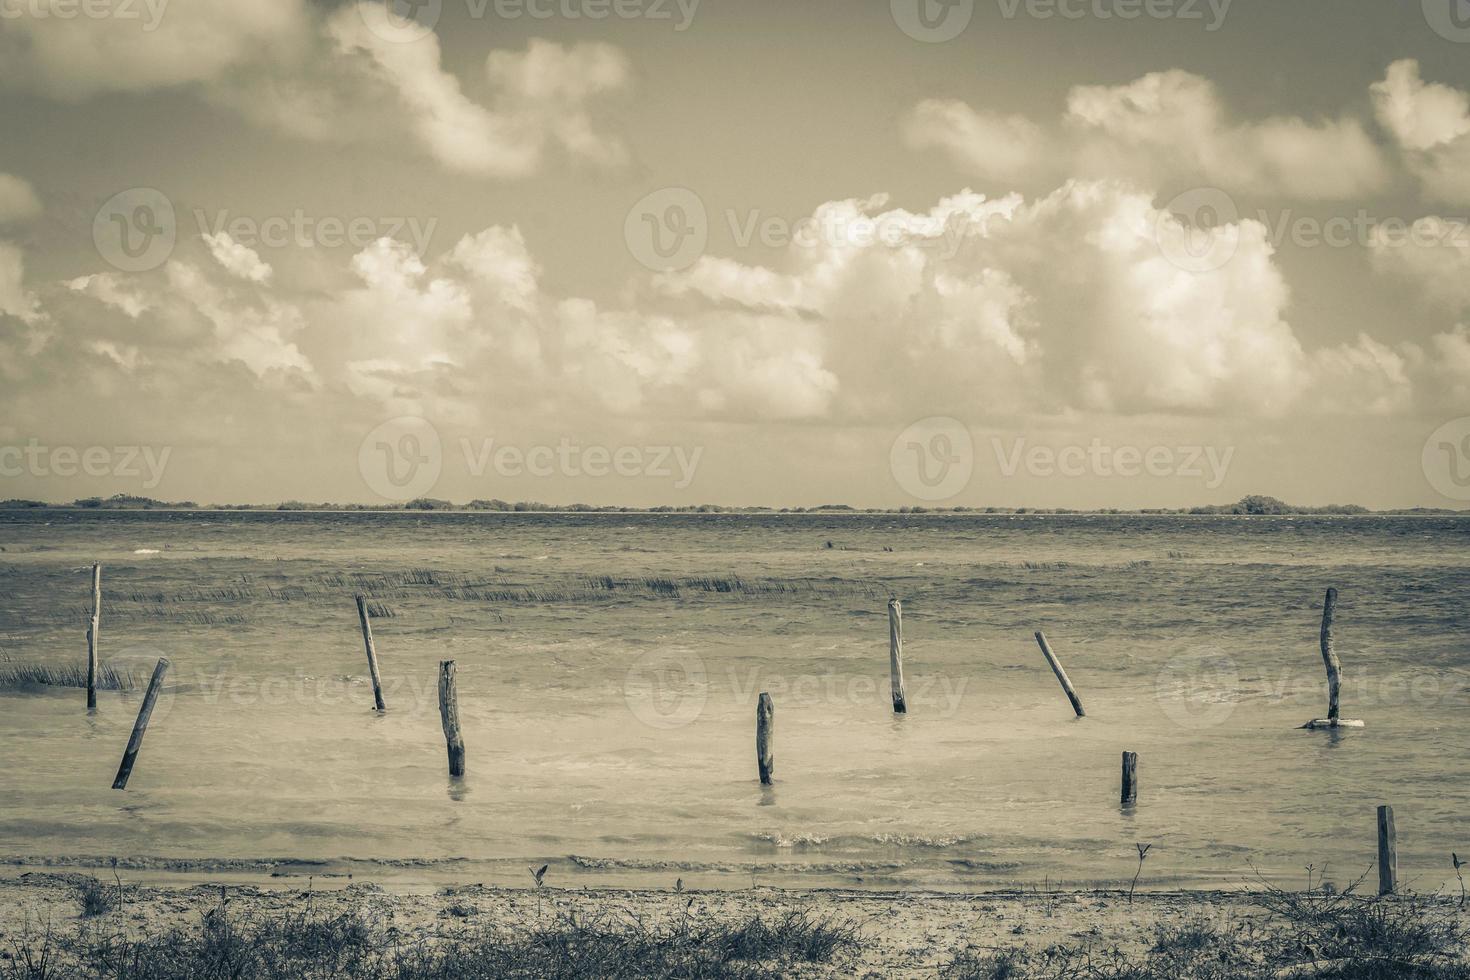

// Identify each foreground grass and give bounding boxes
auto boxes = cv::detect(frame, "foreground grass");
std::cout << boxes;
[2,897,860,979]
[942,885,1470,980]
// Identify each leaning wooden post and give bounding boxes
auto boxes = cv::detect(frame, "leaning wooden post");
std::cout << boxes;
[355,595,386,711]
[1378,805,1397,896]
[888,599,907,714]
[1034,631,1085,718]
[1302,588,1363,729]
[438,661,465,777]
[756,692,774,785]
[1121,751,1138,806]
[87,563,101,710]
[112,657,169,790]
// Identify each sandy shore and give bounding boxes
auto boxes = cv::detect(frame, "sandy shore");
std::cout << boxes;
[0,871,1296,977]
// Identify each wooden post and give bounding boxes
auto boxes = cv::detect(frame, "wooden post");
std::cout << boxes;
[1378,805,1397,896]
[888,599,907,714]
[1034,631,1085,718]
[1302,588,1364,728]
[1321,587,1340,722]
[355,595,386,711]
[112,658,169,790]
[439,660,465,777]
[1121,751,1138,805]
[756,692,774,785]
[87,563,101,710]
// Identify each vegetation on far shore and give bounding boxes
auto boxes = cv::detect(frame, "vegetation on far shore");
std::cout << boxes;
[0,493,1462,516]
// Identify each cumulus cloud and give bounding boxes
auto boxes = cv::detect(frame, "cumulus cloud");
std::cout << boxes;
[203,232,274,284]
[0,0,309,100]
[1369,216,1470,311]
[0,174,41,224]
[24,180,1457,442]
[0,243,41,323]
[0,1,631,179]
[908,69,1388,199]
[1371,60,1470,205]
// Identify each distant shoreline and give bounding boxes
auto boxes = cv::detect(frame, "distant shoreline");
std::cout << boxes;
[1,493,1465,518]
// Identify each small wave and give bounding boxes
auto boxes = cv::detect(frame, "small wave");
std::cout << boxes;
[134,549,161,555]
[753,832,829,848]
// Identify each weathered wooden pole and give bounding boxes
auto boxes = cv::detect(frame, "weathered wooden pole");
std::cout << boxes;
[1378,805,1397,896]
[1302,588,1364,729]
[1121,751,1138,805]
[438,660,465,777]
[756,692,774,784]
[355,595,386,711]
[87,563,101,710]
[112,658,169,790]
[888,599,907,714]
[1034,631,1085,718]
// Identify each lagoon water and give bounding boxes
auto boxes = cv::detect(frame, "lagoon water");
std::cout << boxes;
[2,510,1468,893]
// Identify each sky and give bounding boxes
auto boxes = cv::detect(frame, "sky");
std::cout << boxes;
[2,0,1470,508]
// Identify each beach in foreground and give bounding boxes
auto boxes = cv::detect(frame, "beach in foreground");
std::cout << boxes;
[3,872,1468,978]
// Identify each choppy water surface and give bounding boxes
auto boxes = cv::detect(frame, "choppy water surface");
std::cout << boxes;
[1,511,1467,893]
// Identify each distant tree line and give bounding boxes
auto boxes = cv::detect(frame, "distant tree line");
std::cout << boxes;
[0,493,1460,515]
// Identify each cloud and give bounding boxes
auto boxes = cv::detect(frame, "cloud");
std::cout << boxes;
[908,69,1388,199]
[1371,60,1470,206]
[203,232,274,284]
[0,174,41,223]
[1369,216,1470,311]
[28,181,1454,442]
[0,243,40,322]
[0,0,309,100]
[0,2,632,179]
